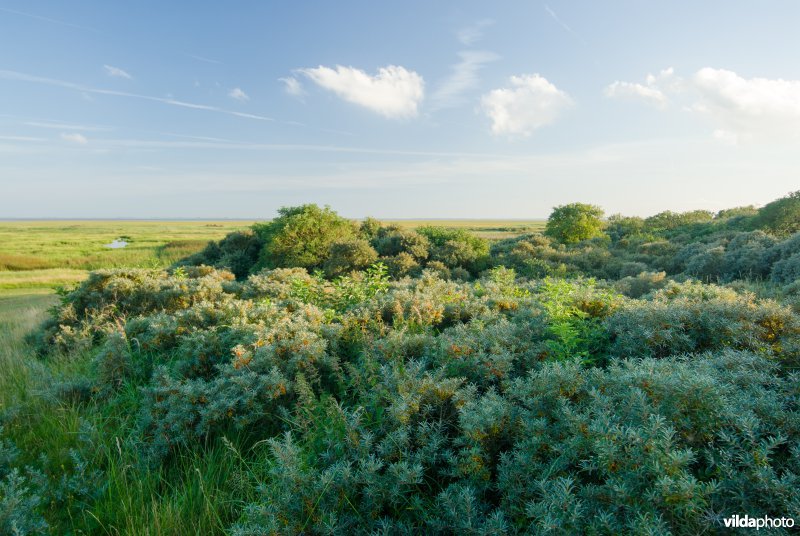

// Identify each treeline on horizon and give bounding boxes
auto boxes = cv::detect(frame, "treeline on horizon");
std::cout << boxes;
[182,190,800,290]
[1,191,799,534]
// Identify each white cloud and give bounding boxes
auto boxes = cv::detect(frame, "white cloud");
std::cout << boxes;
[693,67,800,126]
[456,19,494,46]
[605,68,676,107]
[228,87,249,102]
[609,67,800,141]
[25,120,111,131]
[61,132,88,144]
[298,65,424,119]
[186,53,221,65]
[279,76,306,97]
[103,65,132,79]
[431,51,499,109]
[0,135,46,142]
[605,81,666,105]
[481,73,572,136]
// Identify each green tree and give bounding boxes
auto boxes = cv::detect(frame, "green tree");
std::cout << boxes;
[545,203,606,244]
[252,204,358,271]
[417,226,490,273]
[323,238,379,277]
[359,217,383,240]
[755,190,800,236]
[373,226,430,260]
[644,210,714,233]
[606,214,645,242]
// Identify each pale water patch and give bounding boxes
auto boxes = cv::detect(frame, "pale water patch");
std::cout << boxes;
[105,239,128,249]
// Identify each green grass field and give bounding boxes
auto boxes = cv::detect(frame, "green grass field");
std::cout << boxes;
[0,220,252,289]
[0,219,544,291]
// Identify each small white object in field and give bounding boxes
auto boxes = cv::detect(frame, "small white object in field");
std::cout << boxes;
[105,239,128,249]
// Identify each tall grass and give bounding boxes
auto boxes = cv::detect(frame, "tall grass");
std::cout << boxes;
[0,293,250,534]
[0,293,56,409]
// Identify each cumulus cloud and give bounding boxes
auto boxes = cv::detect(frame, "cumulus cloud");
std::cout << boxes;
[61,132,88,144]
[605,68,676,107]
[103,65,132,79]
[279,76,306,97]
[431,51,499,109]
[690,68,800,142]
[481,73,572,136]
[609,66,800,141]
[298,65,424,119]
[694,67,800,121]
[228,87,249,102]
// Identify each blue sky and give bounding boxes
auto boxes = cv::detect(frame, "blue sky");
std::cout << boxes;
[1,1,799,219]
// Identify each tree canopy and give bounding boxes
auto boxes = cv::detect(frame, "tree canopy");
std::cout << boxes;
[545,203,606,244]
[755,190,800,236]
[253,204,359,271]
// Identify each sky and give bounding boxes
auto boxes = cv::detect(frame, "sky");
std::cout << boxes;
[1,1,799,219]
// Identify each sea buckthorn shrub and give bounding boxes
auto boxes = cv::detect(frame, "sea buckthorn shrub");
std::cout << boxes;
[0,423,104,535]
[722,231,778,280]
[614,270,668,298]
[23,215,800,534]
[373,225,430,260]
[606,281,800,364]
[229,350,800,534]
[182,229,264,279]
[323,238,379,278]
[0,431,48,535]
[181,195,800,288]
[496,351,799,534]
[32,267,235,355]
[417,226,491,275]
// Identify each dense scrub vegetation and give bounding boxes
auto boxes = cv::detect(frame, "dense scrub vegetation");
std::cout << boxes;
[2,192,799,534]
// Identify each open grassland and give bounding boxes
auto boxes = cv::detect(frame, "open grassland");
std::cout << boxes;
[0,219,544,291]
[0,220,252,270]
[0,220,252,291]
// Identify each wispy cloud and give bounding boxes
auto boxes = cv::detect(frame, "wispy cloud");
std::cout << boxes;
[228,87,249,102]
[298,65,424,119]
[60,132,88,144]
[0,69,275,122]
[0,6,98,32]
[67,135,507,158]
[279,76,306,98]
[103,65,132,80]
[544,4,584,42]
[456,19,494,46]
[0,135,46,142]
[431,50,499,109]
[185,53,222,65]
[24,120,113,132]
[481,73,573,137]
